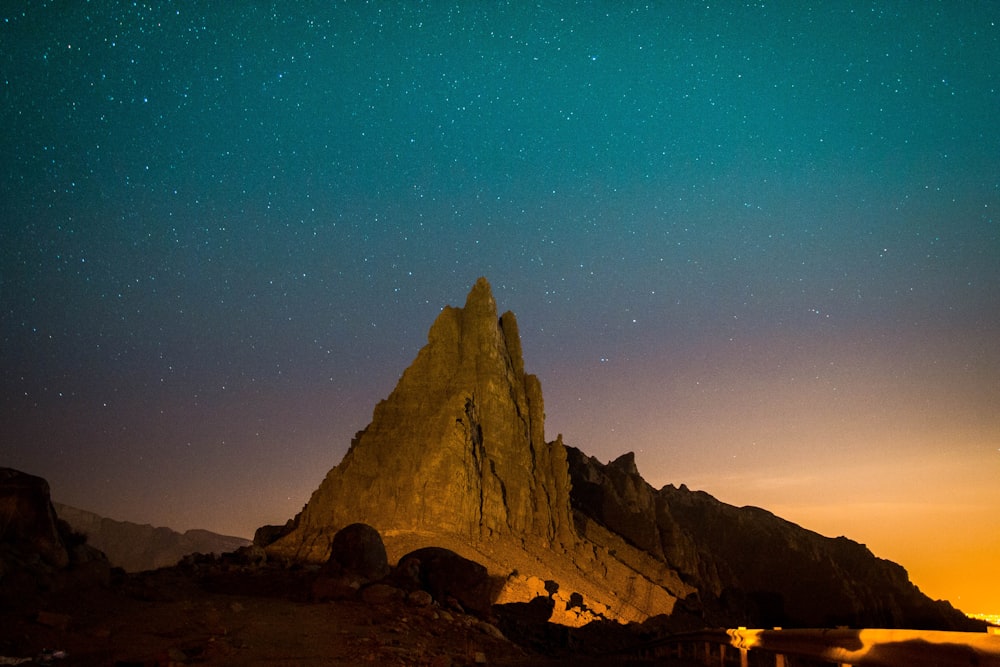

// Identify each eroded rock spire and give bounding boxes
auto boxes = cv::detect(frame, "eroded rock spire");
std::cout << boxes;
[269,277,574,561]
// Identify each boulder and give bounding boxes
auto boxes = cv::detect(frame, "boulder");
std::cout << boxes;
[398,547,493,617]
[326,522,389,580]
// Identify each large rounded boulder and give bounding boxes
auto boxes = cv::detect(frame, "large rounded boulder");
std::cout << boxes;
[396,547,493,617]
[326,523,389,580]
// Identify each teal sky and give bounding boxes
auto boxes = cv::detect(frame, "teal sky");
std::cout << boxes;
[3,2,998,611]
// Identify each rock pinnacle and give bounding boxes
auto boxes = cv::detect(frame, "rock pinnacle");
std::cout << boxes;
[268,278,574,561]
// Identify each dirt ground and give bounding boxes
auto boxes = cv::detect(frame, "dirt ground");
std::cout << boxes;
[0,566,645,667]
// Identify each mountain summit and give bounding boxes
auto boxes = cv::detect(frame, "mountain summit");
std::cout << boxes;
[269,277,574,559]
[266,278,688,624]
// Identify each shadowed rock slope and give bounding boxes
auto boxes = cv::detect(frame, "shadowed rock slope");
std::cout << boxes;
[1,468,111,607]
[568,448,981,631]
[263,277,979,631]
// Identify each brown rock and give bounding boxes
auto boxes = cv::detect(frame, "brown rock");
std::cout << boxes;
[361,582,404,605]
[565,445,985,631]
[399,547,493,618]
[258,279,692,625]
[0,468,69,568]
[407,589,434,607]
[494,573,549,605]
[36,610,72,630]
[0,468,113,609]
[245,277,988,632]
[267,278,574,562]
[327,522,389,580]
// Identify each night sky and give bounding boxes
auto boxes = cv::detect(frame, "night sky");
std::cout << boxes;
[3,3,998,612]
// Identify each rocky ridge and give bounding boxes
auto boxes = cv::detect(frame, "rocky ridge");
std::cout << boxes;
[53,502,251,572]
[261,277,981,632]
[265,277,692,624]
[567,448,979,630]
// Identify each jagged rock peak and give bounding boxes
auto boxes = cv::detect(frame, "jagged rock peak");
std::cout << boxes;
[609,452,639,477]
[464,275,496,314]
[267,278,575,561]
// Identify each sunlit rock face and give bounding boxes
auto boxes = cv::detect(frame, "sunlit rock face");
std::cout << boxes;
[268,277,574,561]
[265,278,692,624]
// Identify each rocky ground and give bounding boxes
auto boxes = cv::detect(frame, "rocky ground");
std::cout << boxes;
[0,468,672,666]
[0,558,671,667]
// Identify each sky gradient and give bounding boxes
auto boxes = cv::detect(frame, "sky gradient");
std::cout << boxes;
[3,3,998,612]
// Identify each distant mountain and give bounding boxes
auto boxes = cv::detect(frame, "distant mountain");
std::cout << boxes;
[54,503,250,572]
[258,277,982,631]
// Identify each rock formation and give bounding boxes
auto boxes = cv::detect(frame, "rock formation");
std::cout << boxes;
[263,278,692,624]
[1,468,69,570]
[54,503,250,572]
[326,522,389,581]
[0,468,110,607]
[262,277,980,631]
[395,546,495,617]
[566,447,982,631]
[267,277,574,560]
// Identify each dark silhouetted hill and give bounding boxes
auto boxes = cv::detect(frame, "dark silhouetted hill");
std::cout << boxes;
[54,502,250,572]
[567,448,981,630]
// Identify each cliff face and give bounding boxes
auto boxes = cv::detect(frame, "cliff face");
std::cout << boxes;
[269,277,574,561]
[0,468,111,606]
[1,468,70,570]
[54,503,250,572]
[566,447,980,631]
[262,277,976,630]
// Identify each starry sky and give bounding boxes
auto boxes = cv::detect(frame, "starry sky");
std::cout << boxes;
[3,2,998,612]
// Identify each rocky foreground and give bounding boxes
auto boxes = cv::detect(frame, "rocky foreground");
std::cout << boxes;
[0,520,672,665]
[0,467,667,664]
[0,552,556,666]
